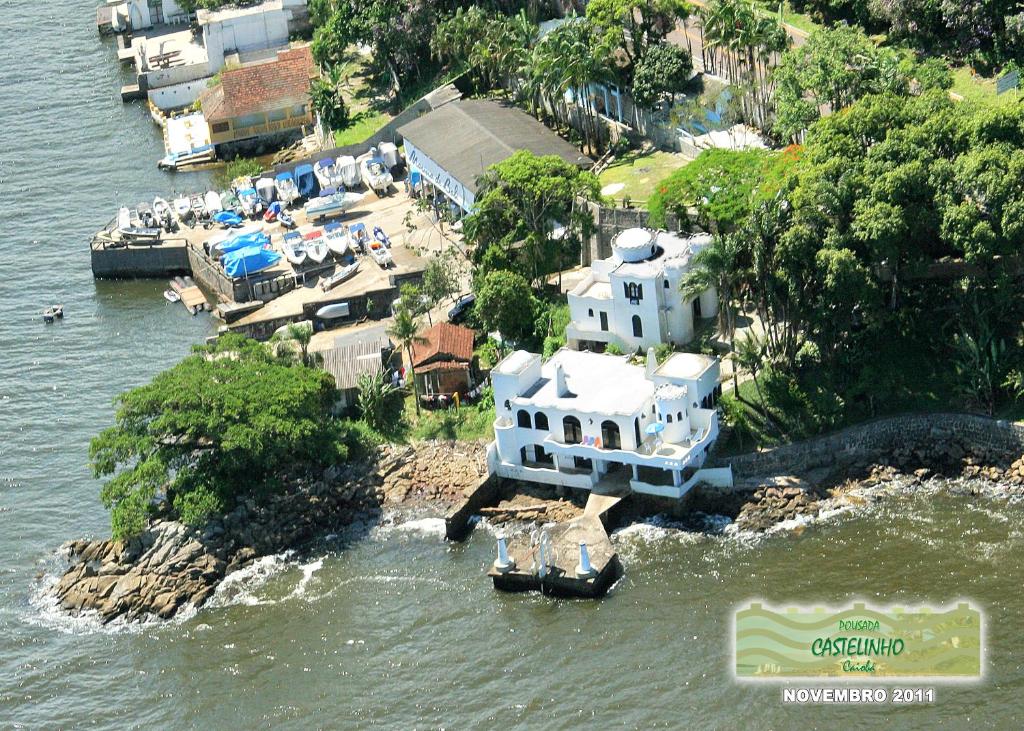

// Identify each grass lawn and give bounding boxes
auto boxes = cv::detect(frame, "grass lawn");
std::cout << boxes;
[598,150,690,207]
[334,110,391,147]
[951,66,1020,107]
[404,394,495,442]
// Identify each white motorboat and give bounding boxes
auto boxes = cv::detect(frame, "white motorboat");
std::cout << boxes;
[117,206,161,241]
[378,142,400,169]
[314,158,345,189]
[304,190,365,221]
[324,224,350,256]
[172,196,191,219]
[316,302,350,320]
[255,177,277,204]
[153,197,172,227]
[336,156,359,188]
[282,239,307,266]
[367,238,393,268]
[163,289,181,303]
[274,172,299,205]
[190,193,206,220]
[358,151,393,195]
[236,187,262,217]
[306,240,329,264]
[204,190,223,214]
[137,201,157,228]
[320,260,360,291]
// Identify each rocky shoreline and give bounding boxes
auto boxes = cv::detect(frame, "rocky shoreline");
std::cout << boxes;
[722,435,1024,533]
[47,429,1024,623]
[49,441,489,623]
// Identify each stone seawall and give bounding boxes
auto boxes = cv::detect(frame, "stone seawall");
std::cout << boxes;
[91,241,191,279]
[712,413,1024,478]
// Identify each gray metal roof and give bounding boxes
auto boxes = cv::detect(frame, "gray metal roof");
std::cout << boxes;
[397,100,593,195]
[314,325,392,391]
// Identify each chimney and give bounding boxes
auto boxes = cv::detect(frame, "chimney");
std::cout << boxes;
[555,363,569,397]
[646,347,658,379]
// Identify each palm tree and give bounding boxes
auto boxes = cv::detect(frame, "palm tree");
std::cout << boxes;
[388,305,428,415]
[680,233,741,342]
[286,323,313,367]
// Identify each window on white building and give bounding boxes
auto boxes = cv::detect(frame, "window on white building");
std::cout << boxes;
[631,315,643,338]
[535,412,549,430]
[601,420,621,450]
[517,410,531,428]
[563,416,583,444]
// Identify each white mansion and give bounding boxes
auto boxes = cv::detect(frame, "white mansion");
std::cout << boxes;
[566,228,718,352]
[489,347,725,499]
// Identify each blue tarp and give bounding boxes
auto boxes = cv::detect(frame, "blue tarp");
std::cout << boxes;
[218,231,270,254]
[221,245,281,278]
[214,211,243,226]
[294,164,318,199]
[275,171,293,182]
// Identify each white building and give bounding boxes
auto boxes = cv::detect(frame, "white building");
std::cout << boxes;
[566,227,718,352]
[489,347,726,499]
[124,0,308,110]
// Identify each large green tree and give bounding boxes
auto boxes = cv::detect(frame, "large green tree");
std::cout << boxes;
[631,42,693,109]
[464,150,602,288]
[90,335,346,540]
[474,270,539,344]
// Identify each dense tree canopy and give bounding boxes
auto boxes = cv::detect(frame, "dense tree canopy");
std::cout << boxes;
[631,42,694,108]
[474,270,539,343]
[90,336,347,540]
[464,150,602,287]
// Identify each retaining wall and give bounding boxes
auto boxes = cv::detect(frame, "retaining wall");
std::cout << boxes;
[713,413,1024,478]
[91,241,191,278]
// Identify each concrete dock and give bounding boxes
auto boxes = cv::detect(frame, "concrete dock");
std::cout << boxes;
[487,514,621,598]
[89,187,435,339]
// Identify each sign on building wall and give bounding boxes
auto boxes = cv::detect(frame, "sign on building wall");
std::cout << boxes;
[404,141,474,212]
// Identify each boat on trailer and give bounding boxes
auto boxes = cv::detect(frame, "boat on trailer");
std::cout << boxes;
[324,222,350,256]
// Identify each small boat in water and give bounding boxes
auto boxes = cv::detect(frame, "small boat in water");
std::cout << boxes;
[320,260,360,291]
[164,289,181,303]
[358,150,393,195]
[42,304,64,323]
[275,172,299,205]
[204,190,223,214]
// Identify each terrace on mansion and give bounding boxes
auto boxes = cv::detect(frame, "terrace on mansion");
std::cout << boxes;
[489,347,726,499]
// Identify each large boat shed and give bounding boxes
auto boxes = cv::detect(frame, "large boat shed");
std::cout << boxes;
[397,99,593,215]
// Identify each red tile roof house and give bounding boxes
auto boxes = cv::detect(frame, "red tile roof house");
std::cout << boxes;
[410,322,477,400]
[199,46,316,152]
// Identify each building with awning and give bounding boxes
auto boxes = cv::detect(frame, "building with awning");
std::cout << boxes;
[397,100,593,215]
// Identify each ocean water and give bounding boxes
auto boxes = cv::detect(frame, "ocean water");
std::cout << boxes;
[3,2,1024,728]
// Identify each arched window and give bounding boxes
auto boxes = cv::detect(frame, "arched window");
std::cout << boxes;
[563,415,583,444]
[517,410,531,428]
[677,411,683,420]
[601,420,621,450]
[632,315,643,338]
[666,414,673,423]
[534,412,549,430]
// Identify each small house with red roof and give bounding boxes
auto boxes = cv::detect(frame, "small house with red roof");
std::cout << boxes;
[199,46,316,149]
[410,322,477,397]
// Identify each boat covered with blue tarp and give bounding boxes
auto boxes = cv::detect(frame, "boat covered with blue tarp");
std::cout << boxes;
[294,164,319,200]
[217,230,270,254]
[220,245,281,278]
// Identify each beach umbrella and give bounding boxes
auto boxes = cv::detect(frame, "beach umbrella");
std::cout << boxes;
[645,422,665,436]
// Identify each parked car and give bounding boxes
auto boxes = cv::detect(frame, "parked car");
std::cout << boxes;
[448,293,476,323]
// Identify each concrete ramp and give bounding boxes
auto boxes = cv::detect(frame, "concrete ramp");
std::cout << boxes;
[583,491,623,519]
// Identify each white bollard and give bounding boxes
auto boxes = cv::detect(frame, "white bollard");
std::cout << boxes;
[575,540,597,578]
[494,534,515,573]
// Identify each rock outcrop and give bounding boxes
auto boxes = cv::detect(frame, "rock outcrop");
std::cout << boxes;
[51,441,488,623]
